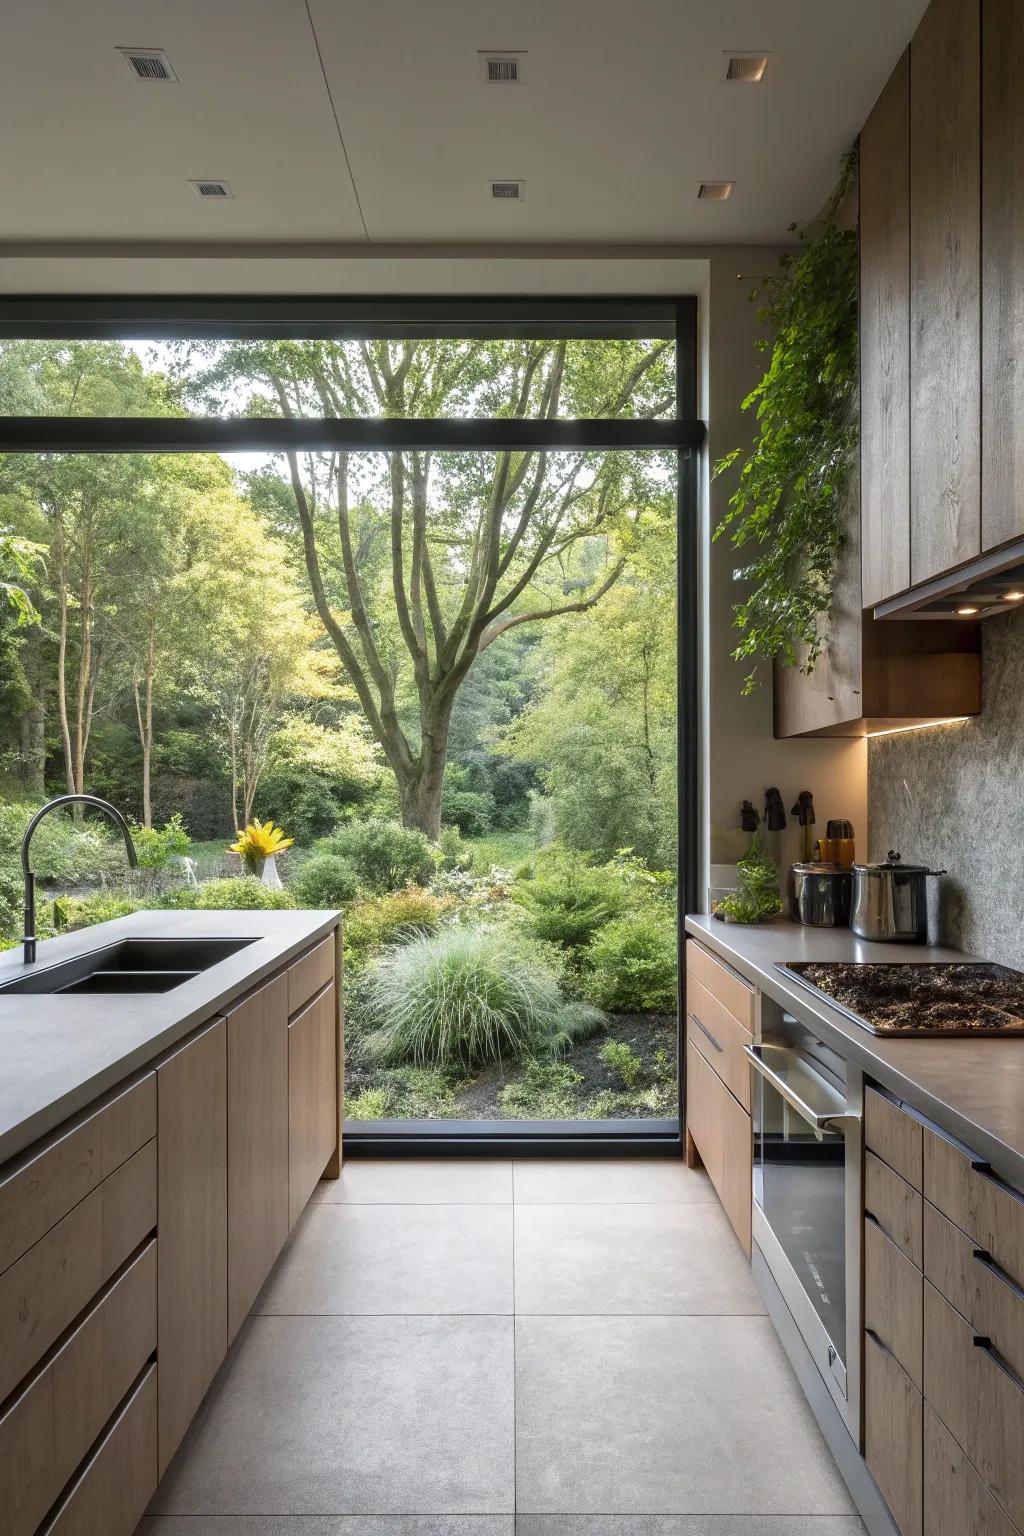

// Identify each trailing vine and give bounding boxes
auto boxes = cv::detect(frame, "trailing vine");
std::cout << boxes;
[713,150,859,693]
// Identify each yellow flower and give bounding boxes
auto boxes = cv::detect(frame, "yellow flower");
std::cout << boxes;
[229,820,295,862]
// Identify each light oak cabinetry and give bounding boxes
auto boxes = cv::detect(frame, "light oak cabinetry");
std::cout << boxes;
[288,980,339,1229]
[156,1017,228,1475]
[226,973,289,1342]
[684,941,753,1255]
[863,1084,1024,1535]
[45,1364,158,1536]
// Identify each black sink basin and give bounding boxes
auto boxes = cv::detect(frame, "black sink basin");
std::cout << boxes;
[0,936,257,996]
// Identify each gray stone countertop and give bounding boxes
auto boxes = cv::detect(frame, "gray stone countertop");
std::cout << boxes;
[685,914,1024,1186]
[0,908,339,1165]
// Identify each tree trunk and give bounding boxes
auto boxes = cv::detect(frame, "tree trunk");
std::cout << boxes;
[396,703,452,840]
[55,561,75,797]
[132,623,156,829]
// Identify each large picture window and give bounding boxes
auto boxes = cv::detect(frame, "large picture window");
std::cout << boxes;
[0,299,700,1149]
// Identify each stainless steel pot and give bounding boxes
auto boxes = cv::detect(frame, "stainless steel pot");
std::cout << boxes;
[850,850,946,943]
[790,862,853,927]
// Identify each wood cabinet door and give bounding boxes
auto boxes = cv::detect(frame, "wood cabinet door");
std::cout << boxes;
[226,974,289,1342]
[684,1037,751,1256]
[864,1327,923,1536]
[289,982,339,1229]
[982,0,1024,551]
[909,0,981,584]
[156,1018,227,1476]
[861,49,911,607]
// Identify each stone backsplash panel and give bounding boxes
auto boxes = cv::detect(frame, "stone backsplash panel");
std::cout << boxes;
[868,603,1024,966]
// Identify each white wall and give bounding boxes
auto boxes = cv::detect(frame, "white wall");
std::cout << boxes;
[0,245,867,901]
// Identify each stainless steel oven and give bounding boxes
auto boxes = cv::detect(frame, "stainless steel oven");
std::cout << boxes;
[746,1001,863,1442]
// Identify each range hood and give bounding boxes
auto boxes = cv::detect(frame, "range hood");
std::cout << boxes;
[873,538,1024,620]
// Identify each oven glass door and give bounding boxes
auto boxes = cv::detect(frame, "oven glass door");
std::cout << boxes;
[753,1065,848,1375]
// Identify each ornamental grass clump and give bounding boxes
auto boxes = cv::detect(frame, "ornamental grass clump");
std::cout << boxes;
[359,925,603,1069]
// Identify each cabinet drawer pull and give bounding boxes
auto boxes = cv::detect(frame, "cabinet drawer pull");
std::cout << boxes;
[864,1208,900,1249]
[973,1334,1024,1395]
[972,1247,1024,1303]
[688,1014,723,1053]
[970,1159,1024,1207]
[865,1326,899,1363]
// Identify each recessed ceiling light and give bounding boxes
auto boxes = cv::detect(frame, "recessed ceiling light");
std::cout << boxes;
[724,53,770,83]
[1004,591,1024,601]
[956,605,979,615]
[117,47,178,82]
[698,181,735,201]
[189,179,234,200]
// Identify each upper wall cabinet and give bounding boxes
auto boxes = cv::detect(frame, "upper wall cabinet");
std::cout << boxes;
[909,0,981,587]
[861,50,911,610]
[982,0,1024,550]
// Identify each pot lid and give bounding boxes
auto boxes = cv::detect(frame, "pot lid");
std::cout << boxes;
[854,848,931,874]
[792,861,851,875]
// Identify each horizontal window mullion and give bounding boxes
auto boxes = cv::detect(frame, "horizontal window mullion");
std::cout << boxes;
[0,416,705,454]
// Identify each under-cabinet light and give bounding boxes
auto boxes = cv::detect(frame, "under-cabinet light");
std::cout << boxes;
[1004,591,1024,601]
[865,717,970,740]
[955,605,978,615]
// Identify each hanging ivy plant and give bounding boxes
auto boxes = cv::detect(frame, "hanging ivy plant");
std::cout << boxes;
[713,150,859,694]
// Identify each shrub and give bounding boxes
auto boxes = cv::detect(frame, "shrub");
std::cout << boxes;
[346,1067,459,1120]
[515,855,628,949]
[441,785,494,837]
[259,717,380,844]
[0,862,22,943]
[293,852,361,908]
[194,877,296,911]
[359,926,604,1069]
[322,818,436,894]
[498,1060,584,1119]
[438,825,472,871]
[0,802,128,885]
[599,1038,644,1089]
[53,892,144,931]
[343,886,450,969]
[583,913,677,1013]
[130,814,191,871]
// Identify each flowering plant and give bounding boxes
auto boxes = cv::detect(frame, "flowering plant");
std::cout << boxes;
[230,820,294,875]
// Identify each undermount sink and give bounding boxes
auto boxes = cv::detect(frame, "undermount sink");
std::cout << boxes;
[0,936,257,996]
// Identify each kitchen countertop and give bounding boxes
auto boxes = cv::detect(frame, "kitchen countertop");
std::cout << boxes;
[0,908,339,1166]
[685,914,1024,1185]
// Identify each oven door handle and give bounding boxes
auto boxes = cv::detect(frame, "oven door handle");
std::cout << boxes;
[743,1043,860,1139]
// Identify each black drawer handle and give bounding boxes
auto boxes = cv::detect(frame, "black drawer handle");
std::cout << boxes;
[865,1327,899,1364]
[973,1335,1024,1395]
[970,1160,1024,1208]
[688,1013,723,1053]
[972,1248,1024,1304]
[864,1209,902,1250]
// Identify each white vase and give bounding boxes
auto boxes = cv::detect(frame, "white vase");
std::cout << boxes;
[261,854,283,891]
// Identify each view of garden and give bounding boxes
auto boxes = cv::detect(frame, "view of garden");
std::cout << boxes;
[0,335,679,1121]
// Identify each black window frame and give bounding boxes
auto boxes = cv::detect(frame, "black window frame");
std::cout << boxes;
[0,294,703,1158]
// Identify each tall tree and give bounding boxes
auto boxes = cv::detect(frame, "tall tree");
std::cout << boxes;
[194,338,674,837]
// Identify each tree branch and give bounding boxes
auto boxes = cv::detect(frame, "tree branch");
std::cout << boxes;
[477,560,626,650]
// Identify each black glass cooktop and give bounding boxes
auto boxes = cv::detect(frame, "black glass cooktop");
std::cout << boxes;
[777,960,1024,1037]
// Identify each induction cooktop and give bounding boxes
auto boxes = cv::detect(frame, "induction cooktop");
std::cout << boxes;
[776,960,1024,1037]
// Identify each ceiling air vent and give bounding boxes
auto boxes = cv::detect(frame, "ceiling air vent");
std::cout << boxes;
[697,180,734,201]
[724,53,769,82]
[117,47,178,82]
[490,180,524,200]
[189,179,234,200]
[480,52,526,82]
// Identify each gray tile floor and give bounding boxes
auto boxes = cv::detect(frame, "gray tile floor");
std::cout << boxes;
[143,1158,865,1536]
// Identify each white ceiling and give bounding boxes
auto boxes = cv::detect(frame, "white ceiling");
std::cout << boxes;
[0,0,928,248]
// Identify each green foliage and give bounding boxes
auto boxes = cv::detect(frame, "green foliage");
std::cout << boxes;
[583,912,678,1013]
[193,877,296,911]
[323,818,437,894]
[713,152,859,691]
[346,1066,460,1121]
[53,892,144,931]
[498,1060,585,1120]
[599,1038,643,1089]
[714,831,782,924]
[130,814,190,871]
[0,862,22,943]
[292,852,361,909]
[441,784,494,837]
[0,803,127,885]
[439,825,473,871]
[342,886,451,970]
[259,717,380,844]
[514,854,629,949]
[358,926,604,1069]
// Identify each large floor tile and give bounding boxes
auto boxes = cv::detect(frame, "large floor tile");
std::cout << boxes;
[515,1316,855,1515]
[318,1159,513,1204]
[257,1202,513,1315]
[514,1202,765,1315]
[516,1521,865,1534]
[152,1315,514,1515]
[513,1158,716,1205]
[142,1520,514,1534]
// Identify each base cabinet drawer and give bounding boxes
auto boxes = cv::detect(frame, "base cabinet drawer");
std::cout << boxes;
[924,1403,1019,1536]
[288,982,338,1229]
[686,940,755,1032]
[686,976,752,1111]
[864,1327,923,1536]
[43,1363,158,1536]
[923,1130,1024,1293]
[865,1214,923,1388]
[866,1087,923,1190]
[866,1150,923,1266]
[923,1281,1024,1531]
[685,1037,751,1255]
[924,1199,1024,1384]
[287,935,335,1016]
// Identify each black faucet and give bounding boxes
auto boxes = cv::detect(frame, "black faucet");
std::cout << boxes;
[21,794,138,964]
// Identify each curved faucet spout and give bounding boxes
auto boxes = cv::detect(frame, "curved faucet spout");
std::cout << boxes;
[21,794,138,964]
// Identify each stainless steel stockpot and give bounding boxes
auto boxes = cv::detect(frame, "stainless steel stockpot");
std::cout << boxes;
[790,863,853,927]
[850,850,945,943]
